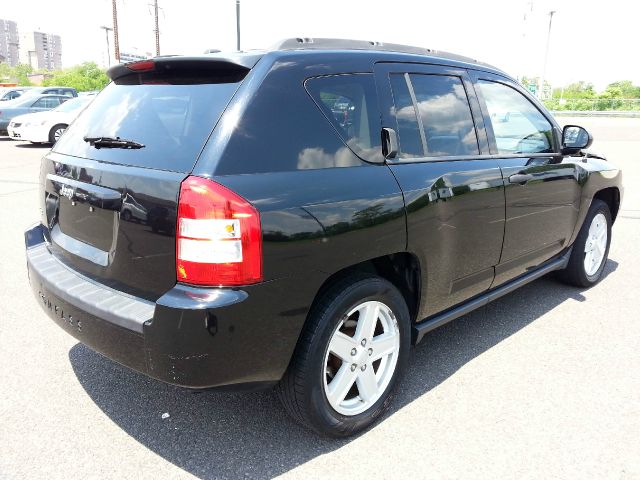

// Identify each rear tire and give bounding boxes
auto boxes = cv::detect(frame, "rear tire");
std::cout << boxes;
[559,199,612,287]
[277,274,410,437]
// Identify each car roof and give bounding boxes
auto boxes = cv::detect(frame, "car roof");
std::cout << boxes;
[271,37,493,67]
[108,37,508,82]
[32,93,70,98]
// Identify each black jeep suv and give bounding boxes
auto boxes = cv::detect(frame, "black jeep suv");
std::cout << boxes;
[25,38,622,437]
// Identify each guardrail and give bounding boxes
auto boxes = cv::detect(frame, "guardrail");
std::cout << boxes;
[550,110,640,118]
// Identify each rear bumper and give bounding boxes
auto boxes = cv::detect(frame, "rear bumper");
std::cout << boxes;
[25,223,311,389]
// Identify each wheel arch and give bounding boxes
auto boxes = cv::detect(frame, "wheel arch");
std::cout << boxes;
[307,252,422,327]
[593,186,621,223]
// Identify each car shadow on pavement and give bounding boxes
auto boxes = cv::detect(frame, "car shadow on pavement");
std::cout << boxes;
[69,260,618,480]
[13,142,51,148]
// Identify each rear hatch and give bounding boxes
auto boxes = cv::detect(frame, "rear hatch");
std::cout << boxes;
[40,57,255,300]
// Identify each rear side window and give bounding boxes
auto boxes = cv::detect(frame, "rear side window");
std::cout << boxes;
[305,74,382,162]
[54,71,243,173]
[477,80,554,154]
[389,73,424,159]
[409,74,479,157]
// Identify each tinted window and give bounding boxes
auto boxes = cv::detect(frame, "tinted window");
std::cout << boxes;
[478,80,554,154]
[54,73,242,172]
[389,73,424,158]
[305,74,382,162]
[212,62,364,175]
[410,74,479,156]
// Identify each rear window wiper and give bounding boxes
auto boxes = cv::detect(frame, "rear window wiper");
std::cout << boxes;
[83,136,145,149]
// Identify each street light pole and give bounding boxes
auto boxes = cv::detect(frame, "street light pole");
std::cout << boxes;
[236,0,241,51]
[153,0,160,56]
[540,10,556,99]
[100,26,113,67]
[111,0,120,62]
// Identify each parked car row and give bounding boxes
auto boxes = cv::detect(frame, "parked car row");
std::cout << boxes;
[0,91,93,144]
[0,86,77,102]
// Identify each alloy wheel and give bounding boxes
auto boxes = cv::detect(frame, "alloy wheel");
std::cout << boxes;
[323,300,400,416]
[584,212,608,276]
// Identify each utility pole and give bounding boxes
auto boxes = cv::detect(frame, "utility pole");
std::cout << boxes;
[540,10,556,99]
[100,26,113,67]
[236,0,241,51]
[153,0,160,56]
[111,0,120,62]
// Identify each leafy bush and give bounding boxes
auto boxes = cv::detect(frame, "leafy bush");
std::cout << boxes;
[42,62,109,91]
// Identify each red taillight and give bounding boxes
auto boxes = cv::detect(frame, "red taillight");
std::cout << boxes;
[126,60,155,72]
[176,176,262,286]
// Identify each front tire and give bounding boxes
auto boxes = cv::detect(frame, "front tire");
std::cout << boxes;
[49,124,68,144]
[277,275,410,437]
[559,199,612,287]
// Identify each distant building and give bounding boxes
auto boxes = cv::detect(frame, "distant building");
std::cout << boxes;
[27,73,53,85]
[119,51,151,64]
[20,31,62,70]
[0,19,20,66]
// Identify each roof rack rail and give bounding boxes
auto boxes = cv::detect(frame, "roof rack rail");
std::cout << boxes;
[271,37,483,65]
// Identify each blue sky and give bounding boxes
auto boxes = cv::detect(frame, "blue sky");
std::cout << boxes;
[6,0,640,90]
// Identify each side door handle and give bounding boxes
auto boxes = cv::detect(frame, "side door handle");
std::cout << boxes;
[508,173,534,185]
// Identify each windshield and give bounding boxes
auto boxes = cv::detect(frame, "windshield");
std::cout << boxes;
[5,95,39,108]
[53,97,91,113]
[14,89,40,99]
[54,74,242,172]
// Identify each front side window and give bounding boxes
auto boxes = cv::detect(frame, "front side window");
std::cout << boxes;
[477,80,554,154]
[305,74,382,162]
[409,74,479,157]
[33,97,59,108]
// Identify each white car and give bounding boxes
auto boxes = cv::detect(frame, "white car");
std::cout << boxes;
[8,95,94,144]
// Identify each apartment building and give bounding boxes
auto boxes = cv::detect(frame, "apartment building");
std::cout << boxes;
[20,31,62,70]
[0,19,20,66]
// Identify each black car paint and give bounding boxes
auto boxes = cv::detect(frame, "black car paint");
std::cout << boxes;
[25,48,623,389]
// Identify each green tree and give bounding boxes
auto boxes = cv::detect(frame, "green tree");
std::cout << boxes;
[42,62,110,91]
[0,63,34,85]
[552,81,595,99]
[600,80,640,99]
[0,62,11,81]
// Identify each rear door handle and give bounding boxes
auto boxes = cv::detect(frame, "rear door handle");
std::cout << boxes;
[508,173,534,184]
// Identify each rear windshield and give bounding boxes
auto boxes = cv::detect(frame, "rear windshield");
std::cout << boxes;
[54,73,241,172]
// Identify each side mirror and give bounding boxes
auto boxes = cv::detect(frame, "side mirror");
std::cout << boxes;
[381,127,398,159]
[562,125,593,155]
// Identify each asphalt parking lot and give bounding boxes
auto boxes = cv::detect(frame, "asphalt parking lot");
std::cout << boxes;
[1,116,639,480]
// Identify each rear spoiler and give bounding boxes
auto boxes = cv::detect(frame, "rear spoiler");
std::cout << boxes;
[107,54,263,82]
